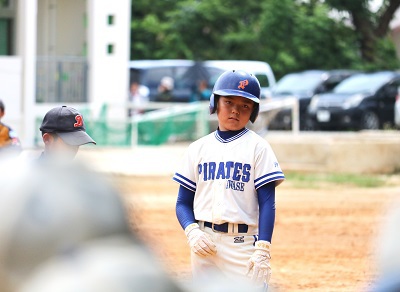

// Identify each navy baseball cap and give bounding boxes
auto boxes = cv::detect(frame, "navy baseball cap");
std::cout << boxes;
[40,106,96,146]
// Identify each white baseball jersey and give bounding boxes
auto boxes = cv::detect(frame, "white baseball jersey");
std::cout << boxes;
[173,128,284,227]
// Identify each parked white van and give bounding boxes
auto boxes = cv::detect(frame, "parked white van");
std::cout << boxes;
[129,59,276,102]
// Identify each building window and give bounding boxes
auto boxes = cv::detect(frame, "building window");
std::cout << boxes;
[0,0,11,8]
[0,18,12,55]
[107,15,114,25]
[0,0,15,55]
[107,44,114,55]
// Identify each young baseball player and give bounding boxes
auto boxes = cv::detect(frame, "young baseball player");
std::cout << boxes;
[174,70,284,289]
[39,106,96,159]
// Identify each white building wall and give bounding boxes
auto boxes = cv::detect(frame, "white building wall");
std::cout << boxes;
[56,0,86,56]
[87,0,131,117]
[36,0,54,56]
[0,57,22,131]
[17,0,37,148]
[0,1,22,140]
[0,0,132,147]
[37,0,85,56]
[0,0,38,148]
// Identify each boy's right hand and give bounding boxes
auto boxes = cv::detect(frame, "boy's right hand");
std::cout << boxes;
[184,223,217,257]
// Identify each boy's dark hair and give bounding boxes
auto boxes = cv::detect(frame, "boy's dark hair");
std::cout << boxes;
[0,100,4,111]
[41,132,59,140]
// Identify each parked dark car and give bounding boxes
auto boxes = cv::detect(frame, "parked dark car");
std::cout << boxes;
[268,70,358,130]
[307,71,400,130]
[129,60,277,102]
[129,60,224,102]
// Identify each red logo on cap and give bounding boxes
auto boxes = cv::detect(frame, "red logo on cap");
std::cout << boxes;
[238,80,249,90]
[74,115,83,127]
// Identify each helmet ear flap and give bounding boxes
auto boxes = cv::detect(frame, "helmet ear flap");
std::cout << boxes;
[250,103,259,123]
[209,94,219,114]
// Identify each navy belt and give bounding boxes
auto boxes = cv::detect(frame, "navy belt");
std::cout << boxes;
[204,221,249,233]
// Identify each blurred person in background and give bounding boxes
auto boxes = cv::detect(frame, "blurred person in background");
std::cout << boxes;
[128,81,150,116]
[39,106,96,160]
[0,99,21,157]
[192,80,212,102]
[0,159,183,292]
[155,76,175,102]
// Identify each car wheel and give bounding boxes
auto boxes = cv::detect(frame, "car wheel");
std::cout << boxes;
[360,111,379,130]
[302,118,317,131]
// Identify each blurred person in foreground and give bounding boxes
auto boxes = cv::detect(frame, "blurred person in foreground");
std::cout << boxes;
[0,99,21,157]
[0,158,183,292]
[370,199,400,292]
[39,105,96,160]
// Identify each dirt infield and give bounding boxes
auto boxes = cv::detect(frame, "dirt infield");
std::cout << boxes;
[112,175,400,292]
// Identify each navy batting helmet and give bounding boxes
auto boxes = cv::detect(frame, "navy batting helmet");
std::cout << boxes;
[209,70,261,123]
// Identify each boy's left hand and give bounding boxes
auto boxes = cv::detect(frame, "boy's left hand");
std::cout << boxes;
[246,240,271,285]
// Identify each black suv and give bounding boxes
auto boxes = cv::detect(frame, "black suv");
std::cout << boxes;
[307,71,400,130]
[268,70,357,130]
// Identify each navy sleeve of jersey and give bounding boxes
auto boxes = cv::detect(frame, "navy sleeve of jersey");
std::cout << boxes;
[257,182,276,242]
[176,185,196,230]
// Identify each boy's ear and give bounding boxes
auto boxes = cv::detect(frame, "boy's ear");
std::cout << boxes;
[42,133,54,145]
[0,110,4,118]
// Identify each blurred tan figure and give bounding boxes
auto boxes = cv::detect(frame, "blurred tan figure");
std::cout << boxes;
[0,99,21,157]
[0,159,183,292]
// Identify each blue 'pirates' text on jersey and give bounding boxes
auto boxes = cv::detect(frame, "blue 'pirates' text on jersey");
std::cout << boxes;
[173,128,284,227]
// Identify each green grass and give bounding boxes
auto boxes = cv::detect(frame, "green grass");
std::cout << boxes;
[284,172,387,188]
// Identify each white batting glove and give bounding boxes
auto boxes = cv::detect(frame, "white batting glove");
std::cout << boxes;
[184,223,217,257]
[246,240,272,285]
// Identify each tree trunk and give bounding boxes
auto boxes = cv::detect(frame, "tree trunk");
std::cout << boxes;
[319,0,400,63]
[375,0,400,37]
[351,11,376,62]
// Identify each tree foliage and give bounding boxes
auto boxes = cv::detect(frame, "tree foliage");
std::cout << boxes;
[131,0,400,79]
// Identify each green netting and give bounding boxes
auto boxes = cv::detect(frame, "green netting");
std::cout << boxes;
[34,117,43,146]
[137,111,204,145]
[84,104,132,147]
[86,120,132,146]
[35,103,209,147]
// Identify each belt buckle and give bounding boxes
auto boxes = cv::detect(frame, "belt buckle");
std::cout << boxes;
[211,223,224,233]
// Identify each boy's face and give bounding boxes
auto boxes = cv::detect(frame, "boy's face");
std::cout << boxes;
[217,96,254,131]
[43,133,79,159]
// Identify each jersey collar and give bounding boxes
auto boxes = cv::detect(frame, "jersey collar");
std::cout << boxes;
[214,128,248,143]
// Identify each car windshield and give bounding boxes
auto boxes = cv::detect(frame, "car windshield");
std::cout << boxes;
[333,73,393,94]
[272,72,323,95]
[137,66,223,90]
